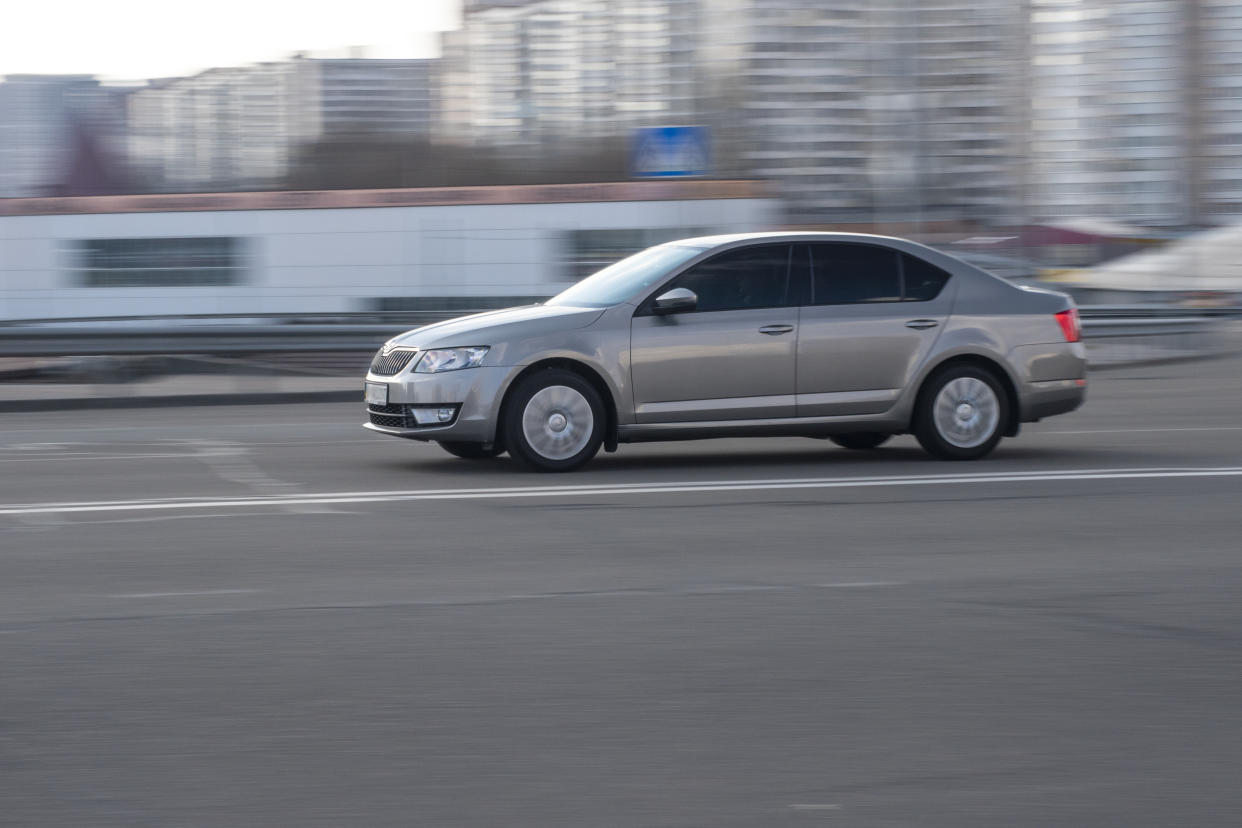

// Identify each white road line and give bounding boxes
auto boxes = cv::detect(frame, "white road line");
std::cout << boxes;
[0,441,375,460]
[1,465,1240,517]
[109,589,263,598]
[0,453,202,463]
[789,804,842,810]
[0,422,353,436]
[815,581,903,588]
[1043,426,1242,435]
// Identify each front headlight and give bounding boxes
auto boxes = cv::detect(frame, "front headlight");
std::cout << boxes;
[414,346,490,373]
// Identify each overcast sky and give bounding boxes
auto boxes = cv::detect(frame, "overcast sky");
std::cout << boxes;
[1,0,462,82]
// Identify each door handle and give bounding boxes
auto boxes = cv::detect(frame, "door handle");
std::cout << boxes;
[759,324,795,335]
[905,319,939,330]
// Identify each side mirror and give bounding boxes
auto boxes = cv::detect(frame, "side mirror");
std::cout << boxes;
[652,287,697,315]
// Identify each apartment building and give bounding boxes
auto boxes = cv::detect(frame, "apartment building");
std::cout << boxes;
[700,0,1028,223]
[436,0,699,147]
[1195,0,1242,223]
[126,57,437,191]
[0,75,125,197]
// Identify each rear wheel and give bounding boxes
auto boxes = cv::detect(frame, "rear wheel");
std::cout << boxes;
[438,441,504,460]
[914,364,1008,460]
[828,432,891,450]
[503,369,604,472]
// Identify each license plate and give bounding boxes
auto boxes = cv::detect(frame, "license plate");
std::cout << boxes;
[365,382,388,406]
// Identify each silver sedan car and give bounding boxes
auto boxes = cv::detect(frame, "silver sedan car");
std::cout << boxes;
[364,232,1086,471]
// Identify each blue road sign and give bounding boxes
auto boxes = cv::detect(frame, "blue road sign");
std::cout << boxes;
[631,126,711,178]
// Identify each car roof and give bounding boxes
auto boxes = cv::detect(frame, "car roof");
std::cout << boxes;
[669,231,913,249]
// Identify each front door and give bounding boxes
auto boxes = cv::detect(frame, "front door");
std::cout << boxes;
[795,242,955,417]
[630,243,798,423]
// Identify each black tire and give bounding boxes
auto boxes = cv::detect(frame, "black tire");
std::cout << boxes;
[914,364,1009,460]
[828,432,892,450]
[438,441,505,460]
[503,369,605,472]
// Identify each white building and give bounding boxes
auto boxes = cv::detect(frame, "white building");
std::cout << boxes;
[0,75,124,197]
[1026,0,1191,225]
[445,0,1028,223]
[701,0,1028,223]
[1196,0,1242,224]
[1025,0,1242,227]
[436,0,700,147]
[0,181,775,321]
[126,57,437,192]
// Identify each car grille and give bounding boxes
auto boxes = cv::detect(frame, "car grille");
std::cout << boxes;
[368,403,408,428]
[369,410,407,428]
[369,348,417,376]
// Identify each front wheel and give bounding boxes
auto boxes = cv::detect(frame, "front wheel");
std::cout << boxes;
[438,441,505,460]
[828,432,892,450]
[914,365,1008,460]
[503,369,604,472]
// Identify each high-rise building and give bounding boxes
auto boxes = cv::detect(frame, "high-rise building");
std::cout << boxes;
[0,75,125,197]
[701,0,1028,224]
[1026,0,1191,225]
[444,0,1028,223]
[436,0,699,147]
[126,56,438,191]
[304,58,436,138]
[1193,0,1242,224]
[1024,0,1242,227]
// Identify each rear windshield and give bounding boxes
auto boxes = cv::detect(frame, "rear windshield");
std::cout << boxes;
[546,244,703,308]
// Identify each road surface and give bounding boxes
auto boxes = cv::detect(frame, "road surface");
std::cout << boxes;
[3,356,1242,826]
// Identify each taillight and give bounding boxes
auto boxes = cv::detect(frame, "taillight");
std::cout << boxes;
[1054,308,1081,343]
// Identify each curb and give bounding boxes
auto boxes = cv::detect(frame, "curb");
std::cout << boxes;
[1087,349,1242,372]
[1,350,1237,413]
[0,389,359,413]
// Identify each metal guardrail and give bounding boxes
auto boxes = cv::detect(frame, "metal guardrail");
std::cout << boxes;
[0,306,1238,359]
[0,323,412,357]
[0,310,515,357]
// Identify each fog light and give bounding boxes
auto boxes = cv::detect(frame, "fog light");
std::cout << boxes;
[408,405,457,426]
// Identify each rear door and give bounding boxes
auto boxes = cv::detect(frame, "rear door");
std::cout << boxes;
[795,243,954,417]
[630,243,798,423]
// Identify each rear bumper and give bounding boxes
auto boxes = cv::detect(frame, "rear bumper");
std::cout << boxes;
[1021,378,1087,421]
[1010,341,1087,422]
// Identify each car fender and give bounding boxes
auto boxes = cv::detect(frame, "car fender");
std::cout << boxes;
[894,323,1023,427]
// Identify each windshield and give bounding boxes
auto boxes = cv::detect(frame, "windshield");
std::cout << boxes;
[546,244,704,308]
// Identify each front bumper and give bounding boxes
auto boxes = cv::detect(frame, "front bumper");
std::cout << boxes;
[362,366,516,443]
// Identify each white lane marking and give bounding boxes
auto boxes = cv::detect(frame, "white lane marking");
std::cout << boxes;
[0,440,376,462]
[1043,426,1242,435]
[1,465,1240,517]
[814,581,903,588]
[790,804,842,811]
[109,589,262,598]
[0,453,204,463]
[0,422,352,436]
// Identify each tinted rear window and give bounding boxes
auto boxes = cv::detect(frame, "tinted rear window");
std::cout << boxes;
[901,253,951,302]
[809,243,901,304]
[808,243,952,304]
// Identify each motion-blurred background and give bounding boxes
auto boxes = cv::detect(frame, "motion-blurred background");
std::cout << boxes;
[2,0,1241,396]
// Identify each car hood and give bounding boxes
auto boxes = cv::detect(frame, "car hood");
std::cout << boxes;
[387,304,605,350]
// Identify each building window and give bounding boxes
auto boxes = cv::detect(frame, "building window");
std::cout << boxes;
[75,237,246,287]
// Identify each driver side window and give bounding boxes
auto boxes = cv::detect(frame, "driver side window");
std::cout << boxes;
[667,244,792,312]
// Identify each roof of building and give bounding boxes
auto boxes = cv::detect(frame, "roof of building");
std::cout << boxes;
[0,180,770,217]
[1078,223,1242,292]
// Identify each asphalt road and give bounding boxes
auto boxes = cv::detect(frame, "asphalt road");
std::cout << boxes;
[3,356,1242,827]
